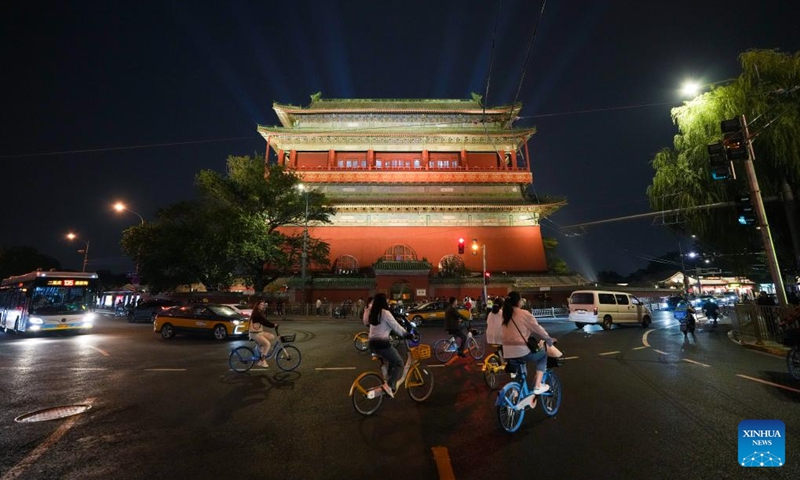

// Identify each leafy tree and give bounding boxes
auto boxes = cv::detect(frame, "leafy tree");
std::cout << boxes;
[648,49,800,277]
[542,237,570,274]
[122,156,335,293]
[438,255,467,277]
[0,246,61,279]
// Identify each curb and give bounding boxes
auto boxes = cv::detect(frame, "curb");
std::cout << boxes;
[727,330,788,357]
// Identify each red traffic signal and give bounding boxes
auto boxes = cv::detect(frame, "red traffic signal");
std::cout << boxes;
[458,238,465,254]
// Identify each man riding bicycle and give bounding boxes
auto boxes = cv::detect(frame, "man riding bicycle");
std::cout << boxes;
[444,296,471,358]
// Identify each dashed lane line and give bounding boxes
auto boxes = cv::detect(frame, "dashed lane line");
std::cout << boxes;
[599,351,620,356]
[737,374,800,394]
[86,345,110,357]
[315,367,356,371]
[653,349,669,355]
[632,346,647,350]
[681,359,711,367]
[143,368,186,372]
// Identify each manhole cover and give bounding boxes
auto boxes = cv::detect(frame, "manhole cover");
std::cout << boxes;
[15,404,92,423]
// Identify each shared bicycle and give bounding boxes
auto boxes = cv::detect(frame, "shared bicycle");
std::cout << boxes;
[496,348,564,433]
[349,339,435,415]
[482,345,507,389]
[228,326,302,372]
[434,321,485,362]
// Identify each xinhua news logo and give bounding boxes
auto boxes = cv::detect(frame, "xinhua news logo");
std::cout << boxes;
[738,420,785,467]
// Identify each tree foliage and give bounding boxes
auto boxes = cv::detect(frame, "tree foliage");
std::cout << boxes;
[647,49,800,277]
[0,246,61,279]
[542,237,570,274]
[121,156,335,293]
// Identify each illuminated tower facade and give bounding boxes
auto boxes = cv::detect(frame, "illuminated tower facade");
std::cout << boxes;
[257,94,564,300]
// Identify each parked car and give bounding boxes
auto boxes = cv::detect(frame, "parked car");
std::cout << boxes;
[568,290,652,330]
[406,301,471,325]
[223,304,254,317]
[153,304,249,340]
[127,299,183,323]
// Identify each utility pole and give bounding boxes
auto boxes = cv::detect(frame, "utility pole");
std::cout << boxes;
[739,115,788,306]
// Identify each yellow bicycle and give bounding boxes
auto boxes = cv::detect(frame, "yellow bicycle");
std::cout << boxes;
[349,340,434,415]
[482,345,507,389]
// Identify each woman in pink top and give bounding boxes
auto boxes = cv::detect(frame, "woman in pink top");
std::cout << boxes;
[501,291,556,395]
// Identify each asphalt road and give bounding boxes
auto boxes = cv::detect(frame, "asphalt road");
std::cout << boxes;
[0,311,798,480]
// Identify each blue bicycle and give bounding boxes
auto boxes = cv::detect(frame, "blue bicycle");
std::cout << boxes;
[228,326,301,372]
[496,350,564,433]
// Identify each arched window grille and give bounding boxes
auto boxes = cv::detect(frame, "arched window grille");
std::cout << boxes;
[333,255,359,274]
[382,244,417,262]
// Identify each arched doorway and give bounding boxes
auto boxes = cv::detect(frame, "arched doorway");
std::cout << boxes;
[390,281,414,305]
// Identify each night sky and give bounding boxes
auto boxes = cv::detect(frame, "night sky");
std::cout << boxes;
[3,0,798,279]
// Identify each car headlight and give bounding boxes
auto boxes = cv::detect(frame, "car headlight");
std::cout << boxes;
[84,313,96,322]
[29,317,44,325]
[232,320,240,325]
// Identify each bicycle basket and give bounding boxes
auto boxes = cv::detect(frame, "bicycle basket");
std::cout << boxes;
[410,344,432,360]
[547,355,566,369]
[280,334,296,343]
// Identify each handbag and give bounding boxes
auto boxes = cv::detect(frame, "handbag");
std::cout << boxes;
[511,319,541,353]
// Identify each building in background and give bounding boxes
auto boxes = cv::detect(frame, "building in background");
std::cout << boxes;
[258,94,583,304]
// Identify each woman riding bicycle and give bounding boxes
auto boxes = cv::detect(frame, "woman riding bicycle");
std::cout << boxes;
[368,293,413,398]
[249,298,277,368]
[501,291,556,395]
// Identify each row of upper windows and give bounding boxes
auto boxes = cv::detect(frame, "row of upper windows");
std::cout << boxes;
[337,159,459,169]
[332,246,464,273]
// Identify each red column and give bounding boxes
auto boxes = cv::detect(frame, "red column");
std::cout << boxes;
[423,149,429,170]
[461,149,467,170]
[290,150,297,168]
[329,149,335,169]
[277,149,285,167]
[524,140,531,171]
[264,135,271,164]
[368,149,375,170]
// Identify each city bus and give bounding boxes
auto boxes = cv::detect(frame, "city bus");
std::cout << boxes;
[0,270,99,333]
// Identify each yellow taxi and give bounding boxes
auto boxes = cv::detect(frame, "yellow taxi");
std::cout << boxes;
[154,304,250,340]
[406,301,471,325]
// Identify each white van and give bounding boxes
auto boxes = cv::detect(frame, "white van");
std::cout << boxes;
[568,290,652,330]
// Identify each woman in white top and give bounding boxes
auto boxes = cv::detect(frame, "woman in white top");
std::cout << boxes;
[485,299,504,348]
[501,291,555,395]
[367,293,411,397]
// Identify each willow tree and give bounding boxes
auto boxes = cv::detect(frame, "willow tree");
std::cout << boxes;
[648,49,800,277]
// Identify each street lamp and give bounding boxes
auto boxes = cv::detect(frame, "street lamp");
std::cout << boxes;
[66,232,90,272]
[113,201,146,283]
[472,238,488,304]
[113,202,145,225]
[297,184,310,312]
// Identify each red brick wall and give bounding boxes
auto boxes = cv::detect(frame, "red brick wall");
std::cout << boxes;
[281,225,547,273]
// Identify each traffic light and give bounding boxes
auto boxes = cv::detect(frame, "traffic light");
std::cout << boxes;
[458,238,465,254]
[707,142,733,180]
[735,195,756,225]
[484,271,491,283]
[721,117,750,161]
[471,239,479,255]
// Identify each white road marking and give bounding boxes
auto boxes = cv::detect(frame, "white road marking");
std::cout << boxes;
[2,397,95,480]
[682,359,711,367]
[632,346,647,350]
[315,367,356,371]
[653,349,668,355]
[68,368,107,371]
[737,374,800,393]
[564,356,579,360]
[143,368,186,372]
[86,345,110,357]
[599,351,620,356]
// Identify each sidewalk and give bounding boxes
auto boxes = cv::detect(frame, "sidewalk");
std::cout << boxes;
[696,314,789,356]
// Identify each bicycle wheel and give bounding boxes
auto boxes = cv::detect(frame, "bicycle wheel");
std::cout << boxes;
[541,371,562,416]
[406,364,434,402]
[788,347,800,382]
[483,354,501,389]
[468,336,485,360]
[351,372,385,416]
[497,382,525,433]
[433,339,453,363]
[229,346,256,373]
[276,345,301,371]
[354,332,370,352]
